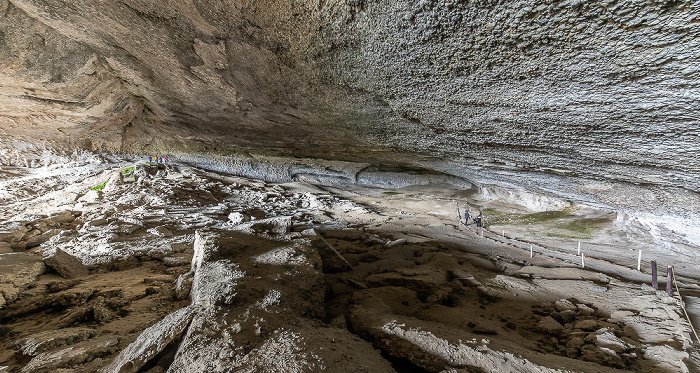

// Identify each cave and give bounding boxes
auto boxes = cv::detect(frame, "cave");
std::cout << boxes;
[1,0,699,372]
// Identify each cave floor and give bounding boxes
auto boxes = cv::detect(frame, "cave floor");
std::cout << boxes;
[0,153,698,372]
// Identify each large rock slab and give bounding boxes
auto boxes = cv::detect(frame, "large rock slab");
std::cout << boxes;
[43,248,90,279]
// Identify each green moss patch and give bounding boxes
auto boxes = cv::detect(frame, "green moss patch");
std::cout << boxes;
[90,179,109,191]
[122,166,135,175]
[555,217,611,234]
[520,210,569,222]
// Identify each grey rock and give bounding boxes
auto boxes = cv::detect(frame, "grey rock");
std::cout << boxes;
[14,327,98,356]
[230,216,292,235]
[536,316,564,335]
[105,306,196,373]
[0,221,28,243]
[43,248,89,279]
[554,298,576,312]
[103,171,123,192]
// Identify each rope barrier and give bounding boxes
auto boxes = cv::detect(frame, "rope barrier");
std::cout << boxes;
[672,267,700,343]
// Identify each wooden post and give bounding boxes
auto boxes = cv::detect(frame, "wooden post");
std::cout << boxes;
[666,265,673,296]
[581,253,585,269]
[637,250,642,271]
[651,260,658,290]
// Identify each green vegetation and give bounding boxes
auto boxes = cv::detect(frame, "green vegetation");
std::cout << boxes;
[482,208,505,216]
[122,166,135,175]
[90,179,109,191]
[556,217,611,235]
[520,210,569,222]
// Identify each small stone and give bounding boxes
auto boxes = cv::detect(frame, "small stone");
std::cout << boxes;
[80,189,101,203]
[574,319,598,331]
[609,310,634,323]
[44,248,89,279]
[103,171,124,192]
[555,299,576,312]
[227,212,249,225]
[555,310,576,324]
[537,316,564,335]
[577,303,595,316]
[386,238,407,247]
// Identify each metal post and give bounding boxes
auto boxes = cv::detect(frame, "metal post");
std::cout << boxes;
[530,244,533,258]
[581,253,585,269]
[651,260,658,290]
[666,265,673,296]
[577,240,581,255]
[637,250,642,271]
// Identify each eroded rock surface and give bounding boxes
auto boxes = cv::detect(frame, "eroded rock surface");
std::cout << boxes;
[108,229,393,373]
[1,0,697,190]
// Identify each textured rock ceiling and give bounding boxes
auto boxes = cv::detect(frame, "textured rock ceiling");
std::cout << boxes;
[1,0,698,169]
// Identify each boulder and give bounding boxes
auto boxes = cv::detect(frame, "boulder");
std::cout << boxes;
[590,330,633,353]
[45,211,77,225]
[574,319,599,332]
[25,229,61,249]
[577,303,596,316]
[103,171,124,192]
[0,221,28,243]
[80,190,101,203]
[229,216,292,235]
[536,316,564,335]
[554,299,576,312]
[226,212,249,225]
[43,248,89,279]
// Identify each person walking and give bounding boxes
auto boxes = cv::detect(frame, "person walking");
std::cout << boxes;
[475,211,483,228]
[464,209,470,226]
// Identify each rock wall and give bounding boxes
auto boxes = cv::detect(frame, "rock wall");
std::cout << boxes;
[1,0,698,179]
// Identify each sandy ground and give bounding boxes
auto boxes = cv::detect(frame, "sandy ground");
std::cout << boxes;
[0,152,699,372]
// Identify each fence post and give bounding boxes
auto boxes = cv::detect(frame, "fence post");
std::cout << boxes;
[666,265,673,296]
[581,253,585,269]
[577,240,581,255]
[637,250,642,271]
[530,244,533,258]
[651,260,658,290]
